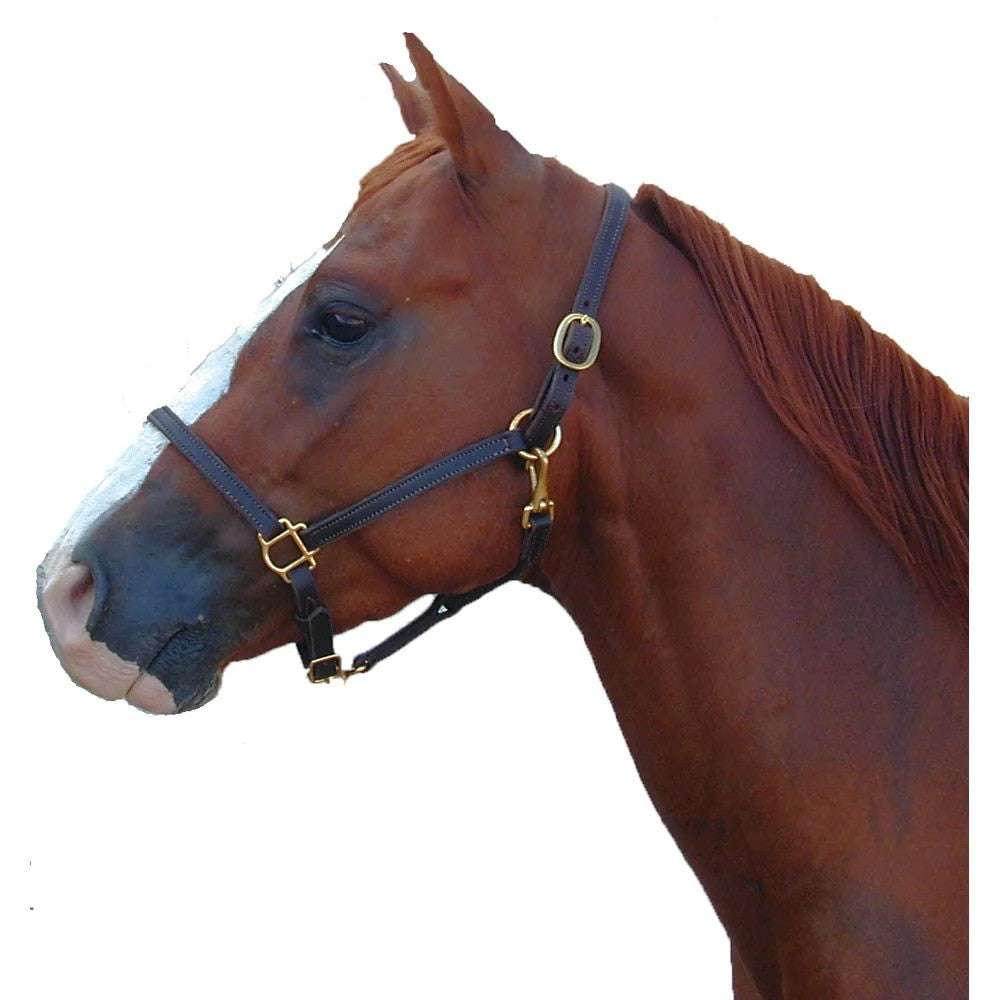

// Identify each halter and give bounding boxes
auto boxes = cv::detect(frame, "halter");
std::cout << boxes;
[148,184,631,683]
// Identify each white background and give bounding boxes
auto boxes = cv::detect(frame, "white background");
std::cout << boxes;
[1,2,991,997]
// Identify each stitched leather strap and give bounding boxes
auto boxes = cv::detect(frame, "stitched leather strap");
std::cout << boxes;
[148,407,282,538]
[302,429,527,549]
[522,184,631,450]
[151,407,530,552]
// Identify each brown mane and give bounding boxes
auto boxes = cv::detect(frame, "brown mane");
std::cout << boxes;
[356,132,447,207]
[636,183,969,626]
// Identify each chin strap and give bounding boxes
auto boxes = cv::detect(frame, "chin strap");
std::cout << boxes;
[147,183,631,683]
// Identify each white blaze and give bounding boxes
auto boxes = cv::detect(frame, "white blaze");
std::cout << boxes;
[40,239,340,583]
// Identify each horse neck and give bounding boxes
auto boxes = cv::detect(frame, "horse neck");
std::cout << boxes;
[538,205,967,976]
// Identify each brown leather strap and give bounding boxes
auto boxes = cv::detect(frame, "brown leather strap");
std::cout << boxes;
[148,407,283,538]
[522,184,630,450]
[301,430,527,550]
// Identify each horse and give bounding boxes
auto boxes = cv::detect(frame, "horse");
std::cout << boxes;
[37,34,968,999]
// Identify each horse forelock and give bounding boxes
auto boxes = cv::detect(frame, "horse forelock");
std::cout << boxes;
[635,183,969,627]
[353,132,448,210]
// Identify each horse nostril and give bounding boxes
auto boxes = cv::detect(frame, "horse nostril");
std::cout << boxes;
[39,560,147,703]
[42,562,98,641]
[66,564,96,614]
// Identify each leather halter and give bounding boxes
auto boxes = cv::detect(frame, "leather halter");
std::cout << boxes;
[148,184,631,682]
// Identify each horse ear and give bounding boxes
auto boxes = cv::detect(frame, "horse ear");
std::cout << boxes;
[397,33,524,179]
[380,62,433,135]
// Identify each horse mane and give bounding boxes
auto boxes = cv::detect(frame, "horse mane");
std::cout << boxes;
[635,184,969,627]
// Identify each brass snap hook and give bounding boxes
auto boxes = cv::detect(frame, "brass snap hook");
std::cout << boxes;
[521,446,555,529]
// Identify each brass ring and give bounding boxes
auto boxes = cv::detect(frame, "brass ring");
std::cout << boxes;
[508,408,562,460]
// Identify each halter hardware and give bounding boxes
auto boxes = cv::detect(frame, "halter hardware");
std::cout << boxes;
[257,517,319,583]
[147,184,632,684]
[521,447,554,529]
[507,409,560,529]
[306,652,373,684]
[508,408,562,460]
[553,312,601,370]
[306,652,342,683]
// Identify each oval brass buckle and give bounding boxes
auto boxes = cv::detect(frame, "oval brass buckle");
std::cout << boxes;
[552,312,601,371]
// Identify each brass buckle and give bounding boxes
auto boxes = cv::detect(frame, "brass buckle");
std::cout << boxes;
[308,653,372,684]
[257,517,319,584]
[552,312,601,371]
[307,653,341,684]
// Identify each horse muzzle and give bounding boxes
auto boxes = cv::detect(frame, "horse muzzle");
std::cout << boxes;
[38,560,183,713]
[37,492,244,713]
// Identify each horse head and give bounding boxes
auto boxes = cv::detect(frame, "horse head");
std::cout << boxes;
[38,35,609,713]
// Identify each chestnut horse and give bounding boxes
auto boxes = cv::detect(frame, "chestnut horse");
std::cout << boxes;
[38,35,967,999]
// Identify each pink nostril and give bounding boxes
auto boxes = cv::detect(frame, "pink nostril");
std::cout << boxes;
[53,563,98,628]
[40,561,132,701]
[40,561,100,664]
[67,564,96,614]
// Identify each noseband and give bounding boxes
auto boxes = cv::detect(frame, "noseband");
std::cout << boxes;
[148,184,630,682]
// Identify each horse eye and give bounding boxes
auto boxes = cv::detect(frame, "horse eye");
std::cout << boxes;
[311,308,373,346]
